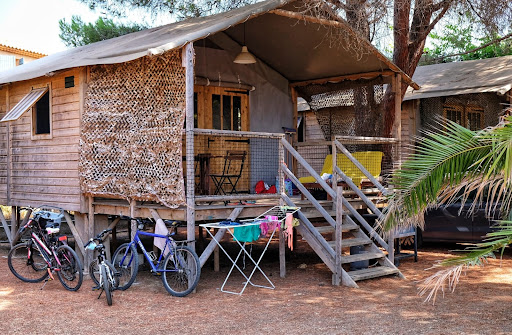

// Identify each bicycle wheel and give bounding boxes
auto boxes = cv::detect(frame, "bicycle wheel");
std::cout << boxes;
[100,264,113,306]
[56,245,83,291]
[89,258,100,286]
[112,243,138,291]
[8,243,49,283]
[161,246,201,297]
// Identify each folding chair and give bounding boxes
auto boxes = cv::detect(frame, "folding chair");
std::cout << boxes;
[210,151,247,195]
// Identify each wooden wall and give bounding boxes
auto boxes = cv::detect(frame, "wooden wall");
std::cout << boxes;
[401,100,419,159]
[0,88,7,202]
[0,68,84,212]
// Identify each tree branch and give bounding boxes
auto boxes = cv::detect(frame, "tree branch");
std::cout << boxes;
[410,2,451,51]
[432,31,512,61]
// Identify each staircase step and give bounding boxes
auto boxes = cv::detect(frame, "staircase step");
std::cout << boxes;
[348,266,400,282]
[340,251,385,264]
[327,237,372,248]
[303,210,336,219]
[314,223,358,234]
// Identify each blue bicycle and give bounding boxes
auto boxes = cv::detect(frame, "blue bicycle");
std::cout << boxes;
[111,218,200,297]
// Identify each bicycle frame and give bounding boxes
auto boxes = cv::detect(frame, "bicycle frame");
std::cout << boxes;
[30,227,62,269]
[123,230,181,273]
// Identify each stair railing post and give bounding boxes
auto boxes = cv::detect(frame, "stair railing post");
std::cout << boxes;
[278,135,286,278]
[333,186,343,286]
[332,141,337,212]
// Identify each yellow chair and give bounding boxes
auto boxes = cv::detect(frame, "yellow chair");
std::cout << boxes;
[299,151,383,187]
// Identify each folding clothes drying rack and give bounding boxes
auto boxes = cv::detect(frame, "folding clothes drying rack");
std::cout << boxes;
[200,206,300,295]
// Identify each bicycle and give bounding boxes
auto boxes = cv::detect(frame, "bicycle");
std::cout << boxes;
[7,210,83,291]
[112,218,201,297]
[85,228,120,306]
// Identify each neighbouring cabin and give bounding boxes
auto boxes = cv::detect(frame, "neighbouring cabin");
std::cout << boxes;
[402,56,512,147]
[0,0,418,287]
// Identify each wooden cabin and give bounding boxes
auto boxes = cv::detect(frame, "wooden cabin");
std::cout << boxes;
[402,56,512,146]
[0,0,417,287]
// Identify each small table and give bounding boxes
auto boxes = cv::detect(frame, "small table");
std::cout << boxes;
[199,220,277,295]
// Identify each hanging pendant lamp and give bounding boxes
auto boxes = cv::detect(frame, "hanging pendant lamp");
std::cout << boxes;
[234,22,256,64]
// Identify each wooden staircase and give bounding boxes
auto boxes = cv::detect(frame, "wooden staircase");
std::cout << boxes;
[280,137,404,287]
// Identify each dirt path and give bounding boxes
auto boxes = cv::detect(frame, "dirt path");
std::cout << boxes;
[1,243,511,335]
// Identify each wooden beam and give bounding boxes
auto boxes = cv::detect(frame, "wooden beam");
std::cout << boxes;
[333,187,343,286]
[63,211,86,258]
[183,42,196,251]
[6,86,11,205]
[11,208,30,246]
[270,9,419,90]
[0,208,11,246]
[290,71,395,88]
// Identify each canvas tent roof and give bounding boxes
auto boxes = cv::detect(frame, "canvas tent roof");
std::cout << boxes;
[404,55,512,101]
[0,0,413,86]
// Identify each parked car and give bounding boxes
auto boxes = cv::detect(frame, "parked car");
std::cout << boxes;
[420,202,501,244]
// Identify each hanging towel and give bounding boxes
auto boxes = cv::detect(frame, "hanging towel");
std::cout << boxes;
[154,218,169,256]
[285,213,294,250]
[233,225,261,243]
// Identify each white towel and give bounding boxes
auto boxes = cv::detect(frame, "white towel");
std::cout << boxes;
[154,219,169,256]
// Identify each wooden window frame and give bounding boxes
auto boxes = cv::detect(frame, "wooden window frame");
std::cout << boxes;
[30,84,53,140]
[194,85,249,131]
[443,103,484,131]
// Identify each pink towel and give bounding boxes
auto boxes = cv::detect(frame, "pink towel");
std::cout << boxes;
[285,213,293,250]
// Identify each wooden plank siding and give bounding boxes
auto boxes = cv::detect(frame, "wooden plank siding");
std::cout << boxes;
[400,100,419,160]
[0,69,83,211]
[0,88,7,202]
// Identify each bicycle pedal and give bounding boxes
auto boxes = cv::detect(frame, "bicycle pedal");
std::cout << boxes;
[92,285,101,291]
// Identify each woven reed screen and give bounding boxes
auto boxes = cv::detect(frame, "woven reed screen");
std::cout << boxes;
[79,50,186,208]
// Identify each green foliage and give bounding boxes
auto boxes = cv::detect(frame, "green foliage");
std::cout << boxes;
[422,20,512,64]
[77,0,255,19]
[59,15,147,47]
[382,116,512,301]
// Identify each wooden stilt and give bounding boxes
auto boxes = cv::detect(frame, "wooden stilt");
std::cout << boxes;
[183,42,196,251]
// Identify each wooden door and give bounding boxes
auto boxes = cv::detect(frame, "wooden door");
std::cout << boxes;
[193,86,250,194]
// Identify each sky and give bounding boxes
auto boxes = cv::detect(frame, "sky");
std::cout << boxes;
[0,0,169,55]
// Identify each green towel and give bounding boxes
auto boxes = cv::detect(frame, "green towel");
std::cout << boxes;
[233,225,261,243]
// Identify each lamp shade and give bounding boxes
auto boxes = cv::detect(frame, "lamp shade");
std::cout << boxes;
[233,46,257,64]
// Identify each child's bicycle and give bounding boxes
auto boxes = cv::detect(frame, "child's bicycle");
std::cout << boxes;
[112,218,201,297]
[7,210,83,291]
[85,228,120,306]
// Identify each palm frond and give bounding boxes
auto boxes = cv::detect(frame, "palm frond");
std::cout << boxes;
[418,220,512,302]
[380,116,512,233]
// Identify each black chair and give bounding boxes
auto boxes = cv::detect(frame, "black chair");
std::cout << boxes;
[210,151,247,195]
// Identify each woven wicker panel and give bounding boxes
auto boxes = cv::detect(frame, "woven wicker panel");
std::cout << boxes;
[79,51,186,208]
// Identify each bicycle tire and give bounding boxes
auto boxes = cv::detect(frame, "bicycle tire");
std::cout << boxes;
[89,258,100,286]
[161,246,201,297]
[56,245,83,291]
[100,264,113,306]
[112,243,138,291]
[7,243,49,283]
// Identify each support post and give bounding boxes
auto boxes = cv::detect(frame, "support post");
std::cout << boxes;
[130,199,137,240]
[333,187,343,286]
[0,208,11,246]
[183,42,196,251]
[278,138,286,278]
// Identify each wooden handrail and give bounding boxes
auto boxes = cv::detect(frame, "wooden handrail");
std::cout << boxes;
[334,140,389,195]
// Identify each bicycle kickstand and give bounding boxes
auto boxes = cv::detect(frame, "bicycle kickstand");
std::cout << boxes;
[97,288,104,299]
[40,269,55,290]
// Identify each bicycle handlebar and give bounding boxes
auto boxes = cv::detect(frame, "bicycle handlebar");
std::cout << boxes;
[84,228,112,248]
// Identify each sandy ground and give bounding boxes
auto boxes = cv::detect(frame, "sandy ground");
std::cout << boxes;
[1,239,512,335]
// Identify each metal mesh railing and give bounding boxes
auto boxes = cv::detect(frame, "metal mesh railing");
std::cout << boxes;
[184,129,283,197]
